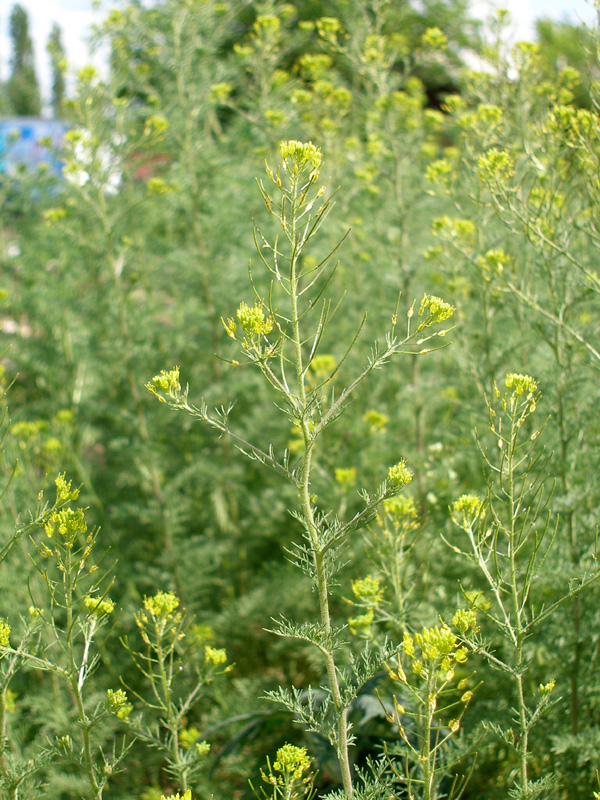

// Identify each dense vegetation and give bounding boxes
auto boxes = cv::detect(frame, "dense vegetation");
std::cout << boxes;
[1,2,600,799]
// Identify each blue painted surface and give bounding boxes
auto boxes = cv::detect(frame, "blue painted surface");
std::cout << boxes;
[0,117,67,177]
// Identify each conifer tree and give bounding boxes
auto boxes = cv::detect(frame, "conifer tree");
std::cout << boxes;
[6,4,41,116]
[47,23,66,116]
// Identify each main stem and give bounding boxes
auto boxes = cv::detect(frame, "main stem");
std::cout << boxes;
[422,670,434,800]
[65,549,102,799]
[507,412,529,794]
[157,632,187,791]
[289,180,353,799]
[0,681,19,800]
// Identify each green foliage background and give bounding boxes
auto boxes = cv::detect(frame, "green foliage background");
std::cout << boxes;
[1,2,600,799]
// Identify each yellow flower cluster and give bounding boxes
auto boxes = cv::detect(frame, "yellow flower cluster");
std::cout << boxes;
[143,591,180,618]
[210,82,233,103]
[55,473,79,503]
[452,608,478,635]
[419,294,455,324]
[348,607,374,634]
[236,302,274,339]
[433,215,476,245]
[85,596,116,616]
[539,680,556,697]
[279,140,322,175]
[147,177,176,195]
[505,373,538,396]
[317,17,342,39]
[106,688,133,720]
[205,646,227,666]
[425,158,453,186]
[388,459,413,490]
[477,148,514,182]
[144,114,169,136]
[273,744,312,779]
[421,26,447,50]
[451,493,484,529]
[196,741,211,757]
[401,620,473,677]
[161,791,191,800]
[44,507,87,543]
[335,467,357,489]
[0,618,10,647]
[363,409,388,433]
[179,726,200,749]
[352,575,384,604]
[147,367,181,403]
[477,248,512,274]
[310,354,336,376]
[44,207,68,223]
[383,495,417,523]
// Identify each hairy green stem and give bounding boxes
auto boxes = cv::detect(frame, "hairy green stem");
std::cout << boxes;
[65,548,102,799]
[423,669,434,800]
[0,686,15,799]
[289,177,353,799]
[157,630,187,791]
[507,410,529,794]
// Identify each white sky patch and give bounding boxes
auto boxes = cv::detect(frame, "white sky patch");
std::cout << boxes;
[471,0,596,41]
[0,0,598,116]
[0,0,107,115]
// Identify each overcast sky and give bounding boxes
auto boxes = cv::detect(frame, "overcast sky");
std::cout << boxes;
[0,0,597,114]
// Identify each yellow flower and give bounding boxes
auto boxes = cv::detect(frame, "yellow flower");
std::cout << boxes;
[147,367,182,402]
[279,140,322,176]
[0,619,10,647]
[363,409,388,433]
[55,473,79,502]
[144,591,180,618]
[180,727,201,749]
[348,607,374,634]
[505,373,538,396]
[236,302,274,341]
[44,507,87,542]
[402,632,415,656]
[273,744,312,779]
[419,294,455,324]
[539,680,556,697]
[335,467,357,489]
[161,791,191,800]
[205,646,227,666]
[196,740,211,757]
[85,596,116,616]
[351,576,384,603]
[452,608,478,634]
[388,459,413,490]
[106,688,133,719]
[477,148,514,182]
[421,26,447,50]
[451,494,484,529]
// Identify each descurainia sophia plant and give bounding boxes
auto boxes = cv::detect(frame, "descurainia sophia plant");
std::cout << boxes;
[448,373,600,800]
[0,474,130,800]
[147,139,456,798]
[0,466,232,800]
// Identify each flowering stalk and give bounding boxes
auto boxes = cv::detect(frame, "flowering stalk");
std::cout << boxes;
[251,743,316,800]
[383,613,476,800]
[148,141,456,798]
[122,591,226,792]
[0,475,127,799]
[450,375,600,798]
